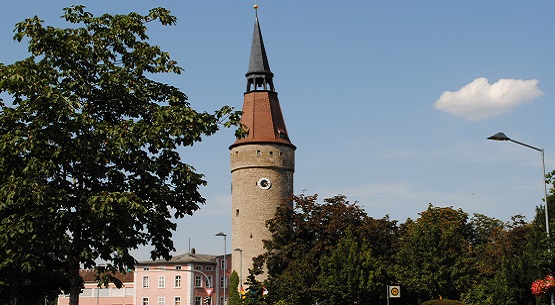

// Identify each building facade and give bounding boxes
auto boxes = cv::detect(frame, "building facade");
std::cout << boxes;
[58,251,231,305]
[230,11,296,283]
[134,251,232,305]
[57,270,134,305]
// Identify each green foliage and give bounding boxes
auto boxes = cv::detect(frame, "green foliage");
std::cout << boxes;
[264,195,370,304]
[243,188,555,305]
[241,257,269,305]
[394,205,475,303]
[0,5,240,303]
[273,301,294,305]
[317,230,390,305]
[263,194,398,305]
[463,213,543,305]
[421,299,468,305]
[229,271,241,305]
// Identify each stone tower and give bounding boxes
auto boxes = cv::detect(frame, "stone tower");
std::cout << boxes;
[230,13,295,283]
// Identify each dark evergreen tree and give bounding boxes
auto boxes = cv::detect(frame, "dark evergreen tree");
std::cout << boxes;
[229,271,242,305]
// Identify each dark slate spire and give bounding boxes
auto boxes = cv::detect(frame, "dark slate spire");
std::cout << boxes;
[230,11,294,150]
[246,16,275,92]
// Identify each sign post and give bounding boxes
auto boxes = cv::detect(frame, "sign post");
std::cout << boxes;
[205,288,214,296]
[387,285,401,305]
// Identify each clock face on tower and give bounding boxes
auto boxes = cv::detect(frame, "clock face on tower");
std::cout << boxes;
[257,177,272,190]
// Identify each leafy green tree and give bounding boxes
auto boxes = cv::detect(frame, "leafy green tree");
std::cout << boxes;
[462,214,538,305]
[263,195,370,304]
[317,230,390,305]
[538,169,555,272]
[0,5,240,304]
[394,205,475,304]
[262,194,398,305]
[250,193,555,305]
[459,213,504,305]
[502,170,555,305]
[421,299,468,305]
[492,216,539,305]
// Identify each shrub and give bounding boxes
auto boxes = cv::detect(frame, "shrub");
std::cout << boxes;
[421,299,467,305]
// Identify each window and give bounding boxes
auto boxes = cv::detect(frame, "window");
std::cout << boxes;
[195,275,202,287]
[175,275,181,288]
[142,276,149,288]
[158,275,165,288]
[220,297,225,305]
[194,265,202,270]
[158,297,165,305]
[142,298,149,305]
[221,259,225,269]
[143,266,150,271]
[175,297,181,305]
[195,297,201,305]
[205,275,212,288]
[205,266,213,271]
[175,265,182,270]
[220,276,225,289]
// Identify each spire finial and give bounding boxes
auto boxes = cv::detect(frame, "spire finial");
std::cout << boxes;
[254,2,258,17]
[245,3,274,92]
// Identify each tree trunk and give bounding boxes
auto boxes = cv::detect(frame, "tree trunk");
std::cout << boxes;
[68,256,81,305]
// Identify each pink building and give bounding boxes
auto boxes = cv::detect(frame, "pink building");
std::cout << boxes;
[57,270,134,305]
[134,251,232,305]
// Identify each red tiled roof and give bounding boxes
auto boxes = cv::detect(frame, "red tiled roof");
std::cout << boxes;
[137,252,217,265]
[79,269,134,283]
[231,91,295,149]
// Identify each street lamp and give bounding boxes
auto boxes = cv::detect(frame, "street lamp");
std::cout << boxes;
[234,248,243,288]
[487,132,549,236]
[215,232,227,305]
[488,132,553,305]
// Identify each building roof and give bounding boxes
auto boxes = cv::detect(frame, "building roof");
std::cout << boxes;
[231,15,295,150]
[137,252,217,265]
[246,16,274,85]
[79,269,134,283]
[231,92,295,148]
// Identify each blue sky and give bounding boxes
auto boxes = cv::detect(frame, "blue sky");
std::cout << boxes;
[2,1,554,259]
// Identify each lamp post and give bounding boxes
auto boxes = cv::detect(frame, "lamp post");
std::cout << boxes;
[216,232,227,305]
[488,132,552,305]
[487,132,549,235]
[234,248,243,288]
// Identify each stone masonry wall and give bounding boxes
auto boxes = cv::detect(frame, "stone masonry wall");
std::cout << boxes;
[230,143,295,283]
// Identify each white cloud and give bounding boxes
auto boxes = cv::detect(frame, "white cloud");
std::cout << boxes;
[434,77,543,120]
